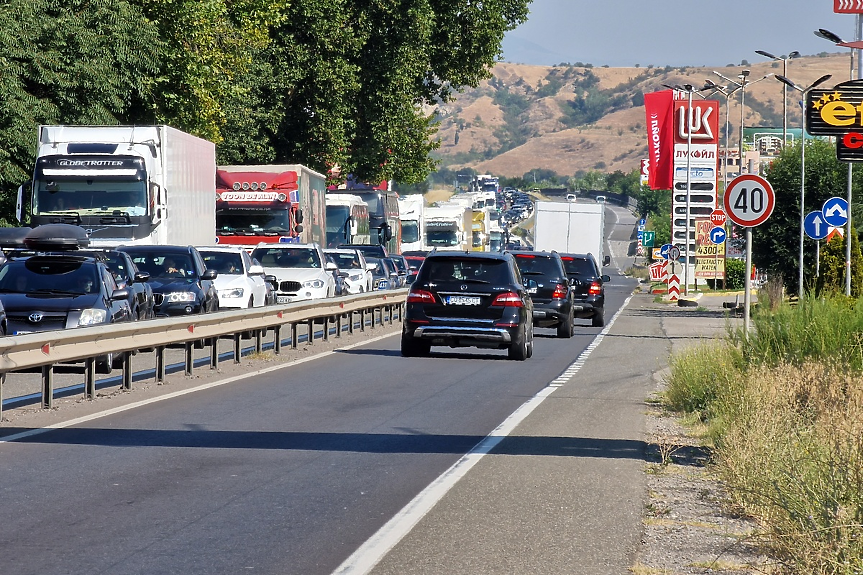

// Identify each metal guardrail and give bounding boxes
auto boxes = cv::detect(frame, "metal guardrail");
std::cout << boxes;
[0,290,407,414]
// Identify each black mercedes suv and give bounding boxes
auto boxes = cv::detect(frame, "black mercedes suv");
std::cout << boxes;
[560,253,610,327]
[512,251,575,338]
[402,251,534,360]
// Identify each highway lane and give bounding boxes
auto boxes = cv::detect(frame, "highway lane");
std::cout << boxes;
[0,269,635,575]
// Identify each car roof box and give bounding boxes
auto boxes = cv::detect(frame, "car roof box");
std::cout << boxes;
[0,227,33,249]
[24,224,90,251]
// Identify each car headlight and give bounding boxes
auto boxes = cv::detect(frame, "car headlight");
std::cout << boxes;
[219,288,245,298]
[349,272,362,281]
[302,279,325,289]
[78,308,107,326]
[165,291,197,303]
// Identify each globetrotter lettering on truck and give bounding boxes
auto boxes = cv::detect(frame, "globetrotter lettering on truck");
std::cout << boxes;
[806,79,863,162]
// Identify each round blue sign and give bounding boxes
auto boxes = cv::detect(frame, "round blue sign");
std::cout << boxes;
[804,210,830,240]
[822,196,849,227]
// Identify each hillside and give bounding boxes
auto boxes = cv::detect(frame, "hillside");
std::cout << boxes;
[434,53,851,178]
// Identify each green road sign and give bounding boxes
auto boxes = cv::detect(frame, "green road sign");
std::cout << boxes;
[643,231,655,247]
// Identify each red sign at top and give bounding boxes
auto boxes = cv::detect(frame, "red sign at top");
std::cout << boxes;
[835,0,863,13]
[672,100,720,146]
[710,209,727,227]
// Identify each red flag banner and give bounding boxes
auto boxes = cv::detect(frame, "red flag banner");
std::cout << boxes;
[644,90,674,190]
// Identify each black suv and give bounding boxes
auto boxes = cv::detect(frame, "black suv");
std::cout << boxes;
[118,245,219,317]
[338,243,388,259]
[560,253,610,327]
[512,251,575,338]
[402,251,534,360]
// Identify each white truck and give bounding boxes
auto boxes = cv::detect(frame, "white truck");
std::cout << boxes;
[397,194,425,252]
[19,125,216,247]
[423,203,472,252]
[532,200,606,263]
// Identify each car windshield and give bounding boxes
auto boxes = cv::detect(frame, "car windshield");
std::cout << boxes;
[200,251,244,275]
[125,252,196,279]
[252,247,322,269]
[325,252,362,269]
[422,258,509,284]
[513,255,563,277]
[561,257,596,276]
[0,259,99,295]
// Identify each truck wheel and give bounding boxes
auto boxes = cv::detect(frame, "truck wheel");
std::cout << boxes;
[508,326,529,361]
[556,310,574,338]
[592,309,605,328]
[401,332,430,357]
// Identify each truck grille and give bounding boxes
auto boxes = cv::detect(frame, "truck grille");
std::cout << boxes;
[280,281,301,292]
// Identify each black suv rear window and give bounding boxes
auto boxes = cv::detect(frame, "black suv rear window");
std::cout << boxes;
[421,258,511,284]
[561,257,596,276]
[513,255,563,278]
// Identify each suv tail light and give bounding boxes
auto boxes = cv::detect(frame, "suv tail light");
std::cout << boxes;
[491,292,524,307]
[588,281,602,295]
[407,289,436,304]
[552,284,567,299]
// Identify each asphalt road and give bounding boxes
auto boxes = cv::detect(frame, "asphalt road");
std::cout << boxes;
[0,202,647,575]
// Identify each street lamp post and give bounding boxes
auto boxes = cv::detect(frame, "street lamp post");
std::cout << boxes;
[712,70,773,176]
[755,50,800,146]
[775,73,833,297]
[815,26,862,297]
[703,80,741,193]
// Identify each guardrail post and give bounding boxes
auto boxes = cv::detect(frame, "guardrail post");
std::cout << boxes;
[41,365,54,409]
[306,318,314,345]
[349,311,355,334]
[388,304,393,325]
[336,314,342,338]
[156,346,166,383]
[360,309,365,331]
[0,372,5,421]
[211,337,220,370]
[184,342,193,376]
[233,334,241,363]
[122,352,132,391]
[84,358,96,399]
[274,325,282,354]
[322,316,329,342]
[370,308,376,330]
[291,323,298,349]
[255,329,263,353]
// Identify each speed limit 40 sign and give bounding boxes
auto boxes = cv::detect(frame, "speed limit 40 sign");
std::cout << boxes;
[723,174,775,227]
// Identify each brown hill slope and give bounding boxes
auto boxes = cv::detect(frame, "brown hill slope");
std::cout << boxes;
[434,53,850,178]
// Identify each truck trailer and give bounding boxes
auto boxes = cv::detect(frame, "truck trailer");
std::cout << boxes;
[532,201,606,263]
[216,165,327,248]
[19,125,216,246]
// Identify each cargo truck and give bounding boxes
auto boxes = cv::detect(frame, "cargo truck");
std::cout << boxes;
[423,203,472,252]
[216,165,327,248]
[325,193,370,247]
[328,178,401,254]
[397,194,424,253]
[18,125,216,247]
[532,201,607,264]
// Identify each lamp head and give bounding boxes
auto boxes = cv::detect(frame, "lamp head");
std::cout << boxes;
[755,49,778,60]
[683,83,693,91]
[811,74,832,90]
[788,50,801,59]
[740,69,751,78]
[815,28,844,44]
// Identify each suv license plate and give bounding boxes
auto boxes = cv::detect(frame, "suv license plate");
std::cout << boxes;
[277,295,292,304]
[446,295,481,305]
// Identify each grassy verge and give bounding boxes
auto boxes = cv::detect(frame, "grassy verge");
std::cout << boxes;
[662,296,863,573]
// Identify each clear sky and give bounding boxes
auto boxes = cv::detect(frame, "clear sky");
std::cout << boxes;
[502,1,857,68]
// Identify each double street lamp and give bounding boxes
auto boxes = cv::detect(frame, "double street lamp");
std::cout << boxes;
[702,80,741,192]
[755,50,800,145]
[713,70,774,176]
[775,73,833,297]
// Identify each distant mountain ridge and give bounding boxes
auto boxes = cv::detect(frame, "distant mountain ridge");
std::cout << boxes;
[432,52,849,178]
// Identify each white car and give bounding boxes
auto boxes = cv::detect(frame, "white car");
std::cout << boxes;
[251,243,337,303]
[198,246,273,309]
[324,248,374,294]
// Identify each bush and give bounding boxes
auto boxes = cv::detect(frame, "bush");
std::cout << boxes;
[725,258,745,290]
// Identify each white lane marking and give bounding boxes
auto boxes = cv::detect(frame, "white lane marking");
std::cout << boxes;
[331,292,637,574]
[0,331,400,444]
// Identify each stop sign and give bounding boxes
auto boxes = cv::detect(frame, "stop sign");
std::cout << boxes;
[710,209,727,227]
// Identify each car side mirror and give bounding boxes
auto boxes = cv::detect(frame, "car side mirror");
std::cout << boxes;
[338,270,349,278]
[111,288,130,301]
[133,271,150,283]
[603,255,611,266]
[601,274,611,283]
[325,262,338,271]
[248,264,264,275]
[201,269,218,280]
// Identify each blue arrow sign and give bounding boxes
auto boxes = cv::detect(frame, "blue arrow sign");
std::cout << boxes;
[639,218,646,226]
[822,196,849,227]
[804,210,830,240]
[709,226,727,244]
[659,243,672,260]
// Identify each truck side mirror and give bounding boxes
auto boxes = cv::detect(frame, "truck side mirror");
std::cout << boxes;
[603,255,611,266]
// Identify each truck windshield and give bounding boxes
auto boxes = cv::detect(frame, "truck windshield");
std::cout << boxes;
[401,220,419,243]
[34,180,147,216]
[326,205,350,246]
[217,208,291,235]
[426,229,459,247]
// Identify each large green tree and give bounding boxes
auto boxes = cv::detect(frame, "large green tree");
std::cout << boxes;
[756,139,863,296]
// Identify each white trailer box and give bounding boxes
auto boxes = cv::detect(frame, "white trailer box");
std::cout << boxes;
[532,201,605,262]
[23,125,216,247]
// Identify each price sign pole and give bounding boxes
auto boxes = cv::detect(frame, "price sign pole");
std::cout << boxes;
[723,175,776,335]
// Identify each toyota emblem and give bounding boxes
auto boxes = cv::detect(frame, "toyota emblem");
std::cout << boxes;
[28,312,43,323]
[460,284,467,291]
